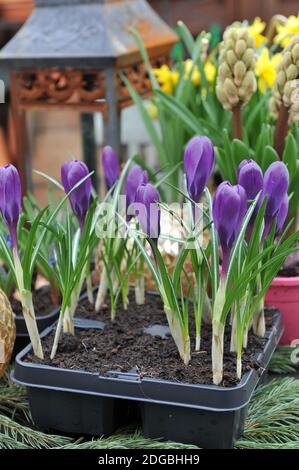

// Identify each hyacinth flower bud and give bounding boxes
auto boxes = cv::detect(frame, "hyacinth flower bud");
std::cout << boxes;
[262,161,289,237]
[212,182,247,276]
[0,164,21,251]
[134,183,161,245]
[125,165,148,220]
[216,25,257,111]
[61,160,92,232]
[276,193,289,235]
[237,159,263,239]
[102,145,119,190]
[184,136,215,203]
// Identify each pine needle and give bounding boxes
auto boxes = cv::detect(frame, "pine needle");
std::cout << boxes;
[0,413,72,449]
[0,372,30,421]
[236,378,299,448]
[60,429,199,449]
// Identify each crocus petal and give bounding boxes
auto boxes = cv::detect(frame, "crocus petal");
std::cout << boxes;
[276,193,289,235]
[135,183,160,242]
[213,181,247,276]
[262,162,289,237]
[61,160,92,230]
[0,164,21,249]
[125,165,148,218]
[237,159,263,200]
[263,161,289,219]
[184,136,215,202]
[102,146,119,190]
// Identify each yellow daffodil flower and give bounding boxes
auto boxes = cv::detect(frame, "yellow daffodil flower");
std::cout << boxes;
[255,48,282,93]
[248,17,267,48]
[204,62,216,84]
[153,65,175,95]
[274,14,299,47]
[184,59,201,86]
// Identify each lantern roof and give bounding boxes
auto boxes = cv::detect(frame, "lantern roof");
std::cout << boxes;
[0,0,177,69]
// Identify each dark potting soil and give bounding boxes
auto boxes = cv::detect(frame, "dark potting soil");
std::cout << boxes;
[11,286,57,317]
[277,252,299,277]
[26,292,274,387]
[278,262,299,277]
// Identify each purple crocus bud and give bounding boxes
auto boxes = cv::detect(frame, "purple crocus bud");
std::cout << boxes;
[134,183,160,244]
[262,162,289,237]
[102,146,119,190]
[237,160,263,201]
[238,159,264,240]
[0,164,21,250]
[184,136,215,202]
[213,182,247,277]
[61,160,92,232]
[276,193,289,235]
[125,165,148,219]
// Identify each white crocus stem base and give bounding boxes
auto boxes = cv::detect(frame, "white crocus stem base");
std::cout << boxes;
[164,306,190,365]
[21,290,44,359]
[212,321,225,385]
[13,250,43,359]
[253,309,265,337]
[135,275,145,305]
[51,312,64,359]
[95,268,109,312]
[86,273,94,304]
[63,282,83,334]
[230,309,237,352]
[212,280,226,385]
[237,355,242,379]
[253,294,265,338]
[243,326,249,348]
[63,307,75,335]
[202,294,212,325]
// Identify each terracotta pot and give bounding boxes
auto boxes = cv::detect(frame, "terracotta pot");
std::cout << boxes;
[265,276,299,345]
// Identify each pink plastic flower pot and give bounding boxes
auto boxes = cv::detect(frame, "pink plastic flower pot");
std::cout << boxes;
[265,276,299,345]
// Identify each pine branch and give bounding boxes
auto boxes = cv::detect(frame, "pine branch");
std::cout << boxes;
[0,414,72,449]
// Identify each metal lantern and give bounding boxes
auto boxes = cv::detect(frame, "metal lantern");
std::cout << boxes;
[0,0,177,190]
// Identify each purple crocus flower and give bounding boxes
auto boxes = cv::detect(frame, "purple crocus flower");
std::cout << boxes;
[0,164,21,251]
[213,182,247,277]
[102,146,119,190]
[237,159,263,239]
[184,136,215,202]
[237,160,263,201]
[125,165,148,220]
[262,162,289,237]
[61,160,92,232]
[276,193,289,235]
[134,183,160,245]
